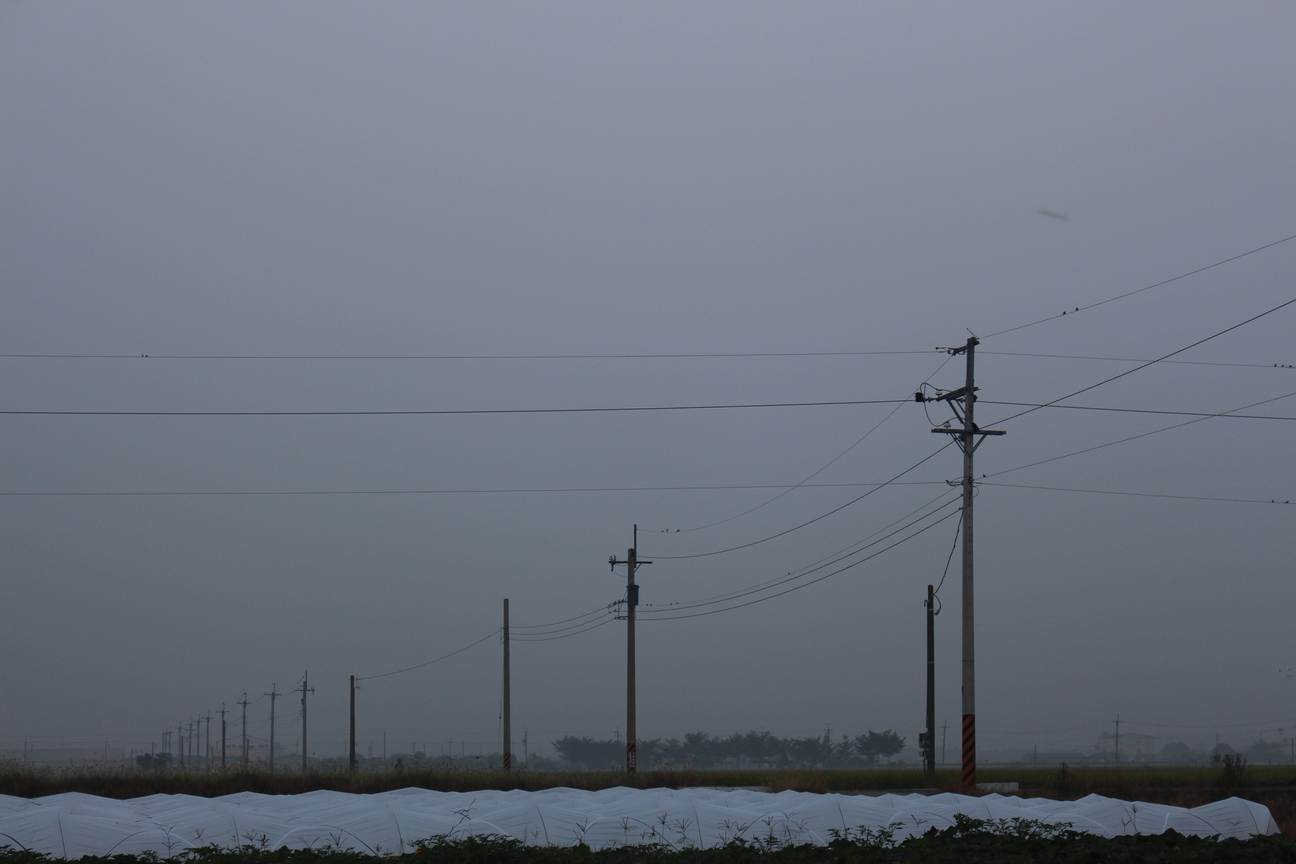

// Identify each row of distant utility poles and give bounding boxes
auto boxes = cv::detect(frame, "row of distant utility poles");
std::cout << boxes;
[348,338,997,784]
[168,673,314,770]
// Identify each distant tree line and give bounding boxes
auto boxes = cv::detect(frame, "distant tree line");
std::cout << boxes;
[551,730,905,770]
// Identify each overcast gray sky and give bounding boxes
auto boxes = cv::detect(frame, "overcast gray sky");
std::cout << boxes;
[2,2,1295,763]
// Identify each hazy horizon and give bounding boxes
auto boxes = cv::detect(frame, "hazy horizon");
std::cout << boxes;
[2,3,1295,766]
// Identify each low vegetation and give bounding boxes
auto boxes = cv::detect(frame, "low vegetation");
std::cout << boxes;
[3,818,1296,863]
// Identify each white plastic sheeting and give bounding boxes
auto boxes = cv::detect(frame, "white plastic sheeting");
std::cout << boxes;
[0,788,1279,858]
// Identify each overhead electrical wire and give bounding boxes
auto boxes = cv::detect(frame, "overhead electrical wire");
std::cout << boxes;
[984,231,1296,338]
[0,480,949,498]
[0,398,906,418]
[985,295,1296,429]
[647,353,957,534]
[932,510,963,598]
[639,496,963,616]
[511,615,618,643]
[980,350,1295,370]
[633,488,961,616]
[642,442,954,560]
[0,350,939,361]
[639,508,962,621]
[510,603,619,634]
[984,389,1296,479]
[1116,716,1296,731]
[763,487,962,588]
[981,400,1296,422]
[979,482,1292,506]
[510,605,620,638]
[357,630,499,682]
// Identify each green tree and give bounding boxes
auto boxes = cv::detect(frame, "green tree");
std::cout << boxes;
[854,729,906,764]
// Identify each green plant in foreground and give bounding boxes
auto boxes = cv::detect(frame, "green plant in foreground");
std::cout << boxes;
[5,820,1296,864]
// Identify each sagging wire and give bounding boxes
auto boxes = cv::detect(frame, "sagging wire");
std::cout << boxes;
[647,353,957,535]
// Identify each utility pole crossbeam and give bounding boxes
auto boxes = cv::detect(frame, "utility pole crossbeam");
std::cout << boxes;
[610,525,651,774]
[502,599,511,771]
[917,336,1004,788]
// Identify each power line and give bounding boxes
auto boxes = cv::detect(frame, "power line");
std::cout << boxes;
[986,295,1296,428]
[0,480,949,498]
[511,605,620,637]
[982,399,1296,422]
[981,350,1295,370]
[1118,716,1296,731]
[640,508,962,621]
[932,510,963,598]
[511,603,618,633]
[985,389,1296,479]
[980,482,1292,507]
[0,398,906,418]
[640,496,963,616]
[985,231,1296,338]
[766,487,962,588]
[646,353,956,534]
[357,630,499,682]
[512,615,618,643]
[642,442,953,560]
[635,489,959,615]
[0,350,938,361]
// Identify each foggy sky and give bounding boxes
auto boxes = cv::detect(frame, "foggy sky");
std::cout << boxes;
[2,3,1295,762]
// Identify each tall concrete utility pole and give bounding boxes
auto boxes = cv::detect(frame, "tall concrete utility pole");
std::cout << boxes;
[502,599,511,771]
[266,684,279,772]
[349,675,357,773]
[921,336,1003,787]
[610,525,650,773]
[204,713,211,771]
[177,725,184,768]
[299,673,314,772]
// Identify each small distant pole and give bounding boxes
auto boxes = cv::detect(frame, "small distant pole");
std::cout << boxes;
[1114,715,1121,763]
[266,684,279,772]
[238,693,250,766]
[923,583,937,788]
[204,713,211,771]
[299,672,314,772]
[502,598,512,771]
[178,725,184,768]
[218,705,227,768]
[349,675,357,773]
